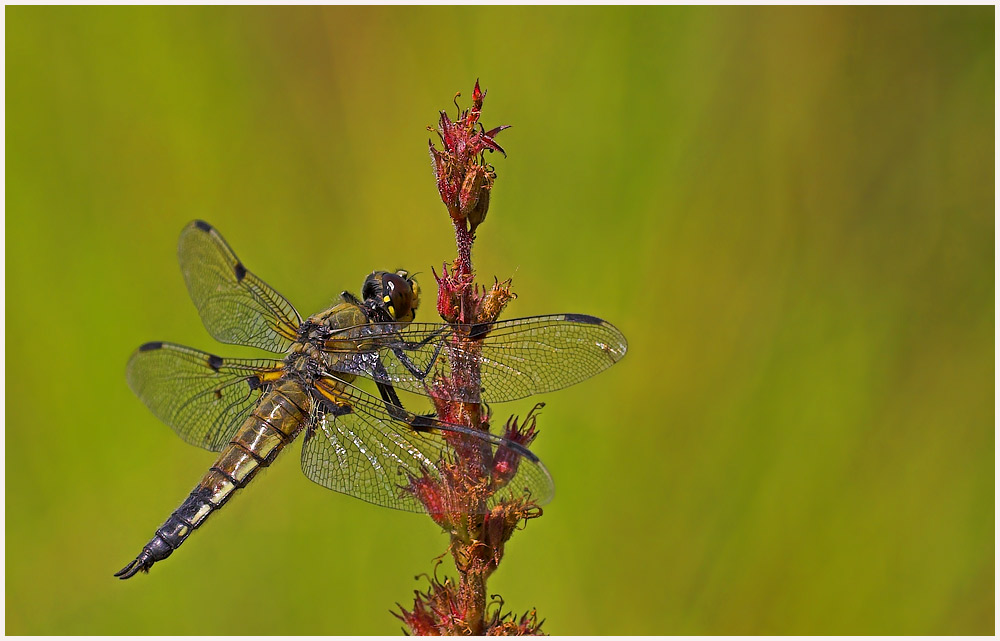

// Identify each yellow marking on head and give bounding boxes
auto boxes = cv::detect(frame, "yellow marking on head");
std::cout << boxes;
[410,280,421,310]
[383,295,392,303]
[388,305,395,317]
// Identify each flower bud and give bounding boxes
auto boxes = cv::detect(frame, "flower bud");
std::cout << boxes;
[491,404,543,489]
[459,166,486,217]
[465,182,490,234]
[428,81,508,233]
[405,470,451,529]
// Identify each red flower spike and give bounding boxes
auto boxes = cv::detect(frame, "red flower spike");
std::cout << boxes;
[400,83,546,637]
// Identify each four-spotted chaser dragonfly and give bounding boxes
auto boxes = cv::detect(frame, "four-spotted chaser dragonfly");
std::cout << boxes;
[116,220,627,579]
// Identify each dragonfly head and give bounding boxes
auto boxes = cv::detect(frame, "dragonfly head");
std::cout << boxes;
[362,269,420,323]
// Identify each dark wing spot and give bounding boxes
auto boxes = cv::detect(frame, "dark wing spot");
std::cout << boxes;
[194,220,213,232]
[320,399,353,417]
[207,354,224,371]
[410,413,437,432]
[247,376,262,391]
[468,323,492,340]
[138,341,164,352]
[563,313,604,325]
[213,389,223,399]
[234,262,247,282]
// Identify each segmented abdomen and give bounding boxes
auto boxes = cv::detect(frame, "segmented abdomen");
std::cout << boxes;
[115,380,312,579]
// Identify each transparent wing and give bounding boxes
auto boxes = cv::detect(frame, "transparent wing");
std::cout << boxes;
[178,220,301,353]
[322,314,628,403]
[126,342,284,451]
[300,378,554,513]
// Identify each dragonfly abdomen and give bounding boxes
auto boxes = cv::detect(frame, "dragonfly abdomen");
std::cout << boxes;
[115,381,311,579]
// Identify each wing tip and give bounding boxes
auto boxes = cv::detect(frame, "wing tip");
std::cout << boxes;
[562,313,628,360]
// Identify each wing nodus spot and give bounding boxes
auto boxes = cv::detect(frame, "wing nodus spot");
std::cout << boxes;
[138,341,164,352]
[319,398,353,417]
[207,354,224,371]
[234,262,247,282]
[194,220,213,232]
[469,323,492,340]
[410,414,437,432]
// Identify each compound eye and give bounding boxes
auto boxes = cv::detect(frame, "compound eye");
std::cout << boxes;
[382,273,414,321]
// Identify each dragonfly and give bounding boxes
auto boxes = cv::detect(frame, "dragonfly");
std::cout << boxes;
[116,220,627,579]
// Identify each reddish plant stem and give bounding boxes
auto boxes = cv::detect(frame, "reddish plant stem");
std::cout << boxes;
[453,219,474,278]
[395,81,545,636]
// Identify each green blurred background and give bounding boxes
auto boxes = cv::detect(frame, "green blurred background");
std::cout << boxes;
[6,6,993,635]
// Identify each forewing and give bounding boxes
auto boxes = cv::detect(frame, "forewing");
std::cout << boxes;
[300,380,554,513]
[126,342,283,451]
[324,314,628,403]
[178,220,301,353]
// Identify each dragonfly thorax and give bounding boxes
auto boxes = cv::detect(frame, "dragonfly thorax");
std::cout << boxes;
[300,300,369,343]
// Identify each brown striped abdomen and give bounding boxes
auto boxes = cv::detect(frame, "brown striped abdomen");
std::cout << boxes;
[115,381,312,579]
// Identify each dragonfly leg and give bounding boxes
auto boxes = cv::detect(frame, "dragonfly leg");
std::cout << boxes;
[399,326,447,350]
[373,380,539,463]
[373,380,432,428]
[390,334,446,380]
